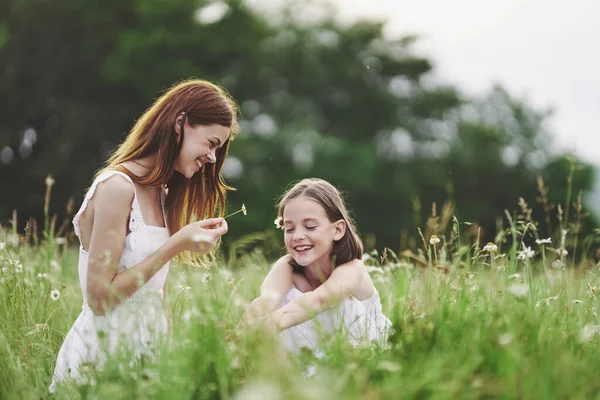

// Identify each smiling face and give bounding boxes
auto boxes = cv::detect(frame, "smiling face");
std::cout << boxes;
[283,196,346,270]
[174,115,231,179]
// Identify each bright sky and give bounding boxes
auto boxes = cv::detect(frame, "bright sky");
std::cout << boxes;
[246,0,599,165]
[333,0,600,165]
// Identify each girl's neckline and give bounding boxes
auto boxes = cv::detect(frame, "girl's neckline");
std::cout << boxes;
[290,285,377,302]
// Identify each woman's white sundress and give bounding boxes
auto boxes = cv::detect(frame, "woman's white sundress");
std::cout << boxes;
[49,170,170,392]
[279,286,392,358]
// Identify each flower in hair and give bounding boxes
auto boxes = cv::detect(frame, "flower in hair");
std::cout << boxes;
[274,216,284,230]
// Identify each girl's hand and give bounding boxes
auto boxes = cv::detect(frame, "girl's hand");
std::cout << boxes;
[174,218,228,254]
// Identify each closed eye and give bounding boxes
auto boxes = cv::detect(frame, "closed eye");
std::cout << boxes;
[305,226,317,230]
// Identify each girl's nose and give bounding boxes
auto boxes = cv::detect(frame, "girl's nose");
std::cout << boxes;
[293,230,307,241]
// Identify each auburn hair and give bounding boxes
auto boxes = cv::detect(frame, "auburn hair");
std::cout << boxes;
[277,178,363,272]
[97,79,239,255]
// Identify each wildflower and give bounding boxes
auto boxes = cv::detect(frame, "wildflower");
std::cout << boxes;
[429,235,440,245]
[573,300,583,304]
[536,238,552,245]
[551,259,565,270]
[498,333,513,346]
[178,285,191,292]
[588,284,596,297]
[50,289,61,301]
[517,244,535,260]
[483,242,498,252]
[470,285,479,293]
[55,237,66,245]
[14,261,23,273]
[0,242,5,251]
[224,204,248,219]
[274,216,284,230]
[201,272,212,284]
[496,265,506,271]
[1,266,8,274]
[50,260,61,270]
[535,295,558,308]
[45,175,55,188]
[508,273,522,280]
[580,324,600,343]
[37,273,49,280]
[377,361,401,372]
[556,248,568,257]
[508,283,529,298]
[220,269,234,284]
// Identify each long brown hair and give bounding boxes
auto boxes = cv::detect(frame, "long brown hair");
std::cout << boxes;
[98,79,239,238]
[277,178,363,272]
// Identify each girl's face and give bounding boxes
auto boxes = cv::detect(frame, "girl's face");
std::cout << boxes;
[174,116,230,179]
[282,196,346,270]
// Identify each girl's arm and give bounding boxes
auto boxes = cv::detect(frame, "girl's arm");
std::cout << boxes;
[86,175,227,316]
[269,259,364,331]
[242,255,293,321]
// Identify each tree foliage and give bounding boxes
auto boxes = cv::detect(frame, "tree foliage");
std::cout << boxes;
[0,0,594,253]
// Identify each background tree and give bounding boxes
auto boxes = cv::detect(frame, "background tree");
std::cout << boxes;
[0,0,595,257]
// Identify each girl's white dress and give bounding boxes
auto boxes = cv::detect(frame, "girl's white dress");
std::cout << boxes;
[49,170,170,392]
[279,286,392,356]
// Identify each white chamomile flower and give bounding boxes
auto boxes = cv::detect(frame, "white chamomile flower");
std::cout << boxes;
[535,238,552,245]
[483,242,498,252]
[50,289,61,301]
[178,285,191,292]
[517,244,535,260]
[556,248,568,257]
[274,216,284,230]
[241,203,247,216]
[429,235,440,245]
[14,261,23,273]
[508,283,529,298]
[201,271,212,284]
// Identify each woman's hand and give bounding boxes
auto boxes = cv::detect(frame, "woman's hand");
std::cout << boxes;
[173,217,228,254]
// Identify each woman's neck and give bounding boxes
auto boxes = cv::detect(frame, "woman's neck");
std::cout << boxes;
[123,155,158,177]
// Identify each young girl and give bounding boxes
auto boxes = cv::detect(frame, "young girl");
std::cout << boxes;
[49,79,238,391]
[243,178,392,356]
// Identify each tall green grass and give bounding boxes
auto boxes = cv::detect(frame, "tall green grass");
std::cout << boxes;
[1,232,600,399]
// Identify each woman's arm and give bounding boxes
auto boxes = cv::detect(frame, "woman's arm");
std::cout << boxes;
[86,176,227,316]
[269,259,364,331]
[242,256,293,321]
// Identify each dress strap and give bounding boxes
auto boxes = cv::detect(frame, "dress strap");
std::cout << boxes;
[72,170,145,244]
[159,185,169,234]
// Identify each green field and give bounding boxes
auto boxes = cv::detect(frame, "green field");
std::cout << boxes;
[2,222,600,400]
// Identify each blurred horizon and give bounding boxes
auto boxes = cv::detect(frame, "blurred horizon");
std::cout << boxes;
[0,0,597,255]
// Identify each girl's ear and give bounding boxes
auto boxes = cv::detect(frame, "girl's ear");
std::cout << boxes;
[174,112,186,139]
[333,220,347,241]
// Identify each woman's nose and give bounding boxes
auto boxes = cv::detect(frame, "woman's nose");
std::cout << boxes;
[206,151,216,164]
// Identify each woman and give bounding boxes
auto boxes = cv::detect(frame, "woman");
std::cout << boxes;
[50,79,239,391]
